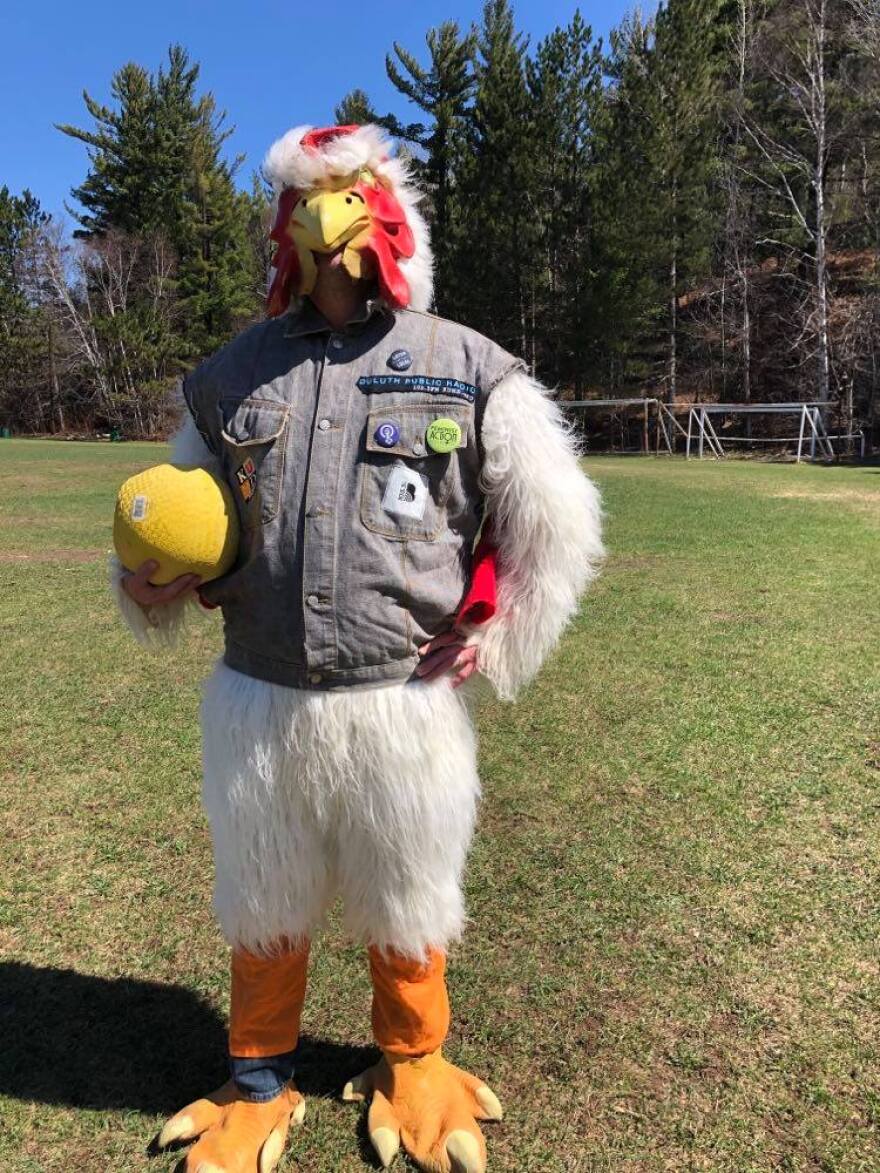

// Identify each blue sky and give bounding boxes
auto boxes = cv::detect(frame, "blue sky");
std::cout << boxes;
[2,0,637,223]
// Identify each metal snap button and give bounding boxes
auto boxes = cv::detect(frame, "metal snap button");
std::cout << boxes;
[412,440,426,456]
[309,672,322,684]
[331,337,344,350]
[318,418,331,431]
[306,594,319,607]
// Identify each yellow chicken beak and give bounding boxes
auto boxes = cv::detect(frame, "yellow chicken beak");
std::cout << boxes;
[289,187,371,253]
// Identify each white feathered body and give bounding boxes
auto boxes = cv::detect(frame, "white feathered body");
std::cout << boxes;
[111,362,603,956]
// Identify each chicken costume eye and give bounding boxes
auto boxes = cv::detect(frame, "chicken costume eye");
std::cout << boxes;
[265,124,419,316]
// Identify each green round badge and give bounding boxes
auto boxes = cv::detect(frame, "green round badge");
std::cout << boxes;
[425,417,461,453]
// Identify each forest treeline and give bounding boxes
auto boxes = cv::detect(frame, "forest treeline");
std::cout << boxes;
[1,0,879,447]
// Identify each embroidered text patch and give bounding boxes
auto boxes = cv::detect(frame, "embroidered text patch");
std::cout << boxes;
[357,374,477,403]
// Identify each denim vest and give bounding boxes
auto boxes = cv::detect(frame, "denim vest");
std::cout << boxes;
[183,301,524,689]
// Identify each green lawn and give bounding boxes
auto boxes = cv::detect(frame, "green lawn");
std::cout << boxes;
[1,439,878,1172]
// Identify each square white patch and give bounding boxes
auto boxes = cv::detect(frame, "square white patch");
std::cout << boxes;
[382,464,429,521]
[130,494,148,521]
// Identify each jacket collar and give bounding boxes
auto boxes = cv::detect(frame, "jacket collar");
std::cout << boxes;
[283,296,390,338]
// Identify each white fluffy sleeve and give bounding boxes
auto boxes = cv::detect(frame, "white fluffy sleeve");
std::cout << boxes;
[467,369,605,700]
[109,414,221,649]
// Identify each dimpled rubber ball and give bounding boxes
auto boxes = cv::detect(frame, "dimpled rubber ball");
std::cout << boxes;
[113,463,239,584]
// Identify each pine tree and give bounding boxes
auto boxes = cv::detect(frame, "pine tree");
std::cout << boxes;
[589,13,665,390]
[653,0,727,400]
[385,22,475,309]
[450,0,535,355]
[0,187,51,431]
[526,11,604,387]
[58,45,257,358]
[57,64,160,236]
[592,0,726,398]
[240,172,273,307]
[335,89,381,125]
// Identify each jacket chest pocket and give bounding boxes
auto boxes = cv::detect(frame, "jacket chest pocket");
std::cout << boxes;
[359,404,472,541]
[218,398,289,528]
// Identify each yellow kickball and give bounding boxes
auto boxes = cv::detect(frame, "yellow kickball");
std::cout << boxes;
[113,463,239,584]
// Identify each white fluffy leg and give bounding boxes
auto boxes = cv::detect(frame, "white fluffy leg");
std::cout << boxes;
[200,662,332,950]
[333,679,480,958]
[199,667,479,957]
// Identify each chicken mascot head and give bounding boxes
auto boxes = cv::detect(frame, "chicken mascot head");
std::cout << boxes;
[111,121,604,1173]
[265,123,432,316]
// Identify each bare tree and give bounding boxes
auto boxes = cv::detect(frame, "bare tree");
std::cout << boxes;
[39,223,180,435]
[40,221,116,423]
[740,0,842,408]
[848,0,880,61]
[721,0,765,406]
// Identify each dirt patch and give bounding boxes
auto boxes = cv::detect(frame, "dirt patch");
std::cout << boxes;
[768,486,880,523]
[770,487,880,504]
[0,514,71,529]
[0,473,71,490]
[0,548,102,564]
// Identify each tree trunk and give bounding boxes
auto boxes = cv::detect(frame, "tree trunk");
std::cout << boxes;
[741,272,751,404]
[669,247,678,404]
[814,0,831,409]
[48,315,65,433]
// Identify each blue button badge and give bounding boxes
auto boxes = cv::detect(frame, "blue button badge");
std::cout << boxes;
[387,349,413,371]
[374,420,401,448]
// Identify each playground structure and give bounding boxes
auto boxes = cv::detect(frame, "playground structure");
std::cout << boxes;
[563,398,866,461]
[564,398,663,454]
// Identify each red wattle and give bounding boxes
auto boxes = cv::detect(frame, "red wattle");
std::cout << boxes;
[267,189,304,316]
[360,182,406,225]
[362,233,410,309]
[392,220,416,258]
[357,183,416,260]
[266,242,302,317]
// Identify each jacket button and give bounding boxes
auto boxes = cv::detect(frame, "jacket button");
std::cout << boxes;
[412,441,426,456]
[331,337,344,350]
[318,418,331,430]
[306,594,319,607]
[309,672,322,684]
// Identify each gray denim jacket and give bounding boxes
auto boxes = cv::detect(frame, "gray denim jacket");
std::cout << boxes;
[183,301,524,689]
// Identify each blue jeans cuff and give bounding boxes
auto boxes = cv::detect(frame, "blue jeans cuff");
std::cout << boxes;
[230,1049,296,1102]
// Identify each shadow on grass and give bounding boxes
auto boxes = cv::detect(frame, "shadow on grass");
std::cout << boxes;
[293,1034,379,1100]
[0,962,376,1116]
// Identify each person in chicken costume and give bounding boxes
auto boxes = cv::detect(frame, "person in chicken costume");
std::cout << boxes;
[111,124,603,1173]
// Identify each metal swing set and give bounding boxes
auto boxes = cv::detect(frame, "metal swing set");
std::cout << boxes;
[564,397,865,460]
[657,401,865,462]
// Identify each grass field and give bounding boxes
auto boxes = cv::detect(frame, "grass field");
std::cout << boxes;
[1,439,878,1173]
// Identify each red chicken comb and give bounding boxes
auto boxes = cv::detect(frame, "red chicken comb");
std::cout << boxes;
[300,125,361,152]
